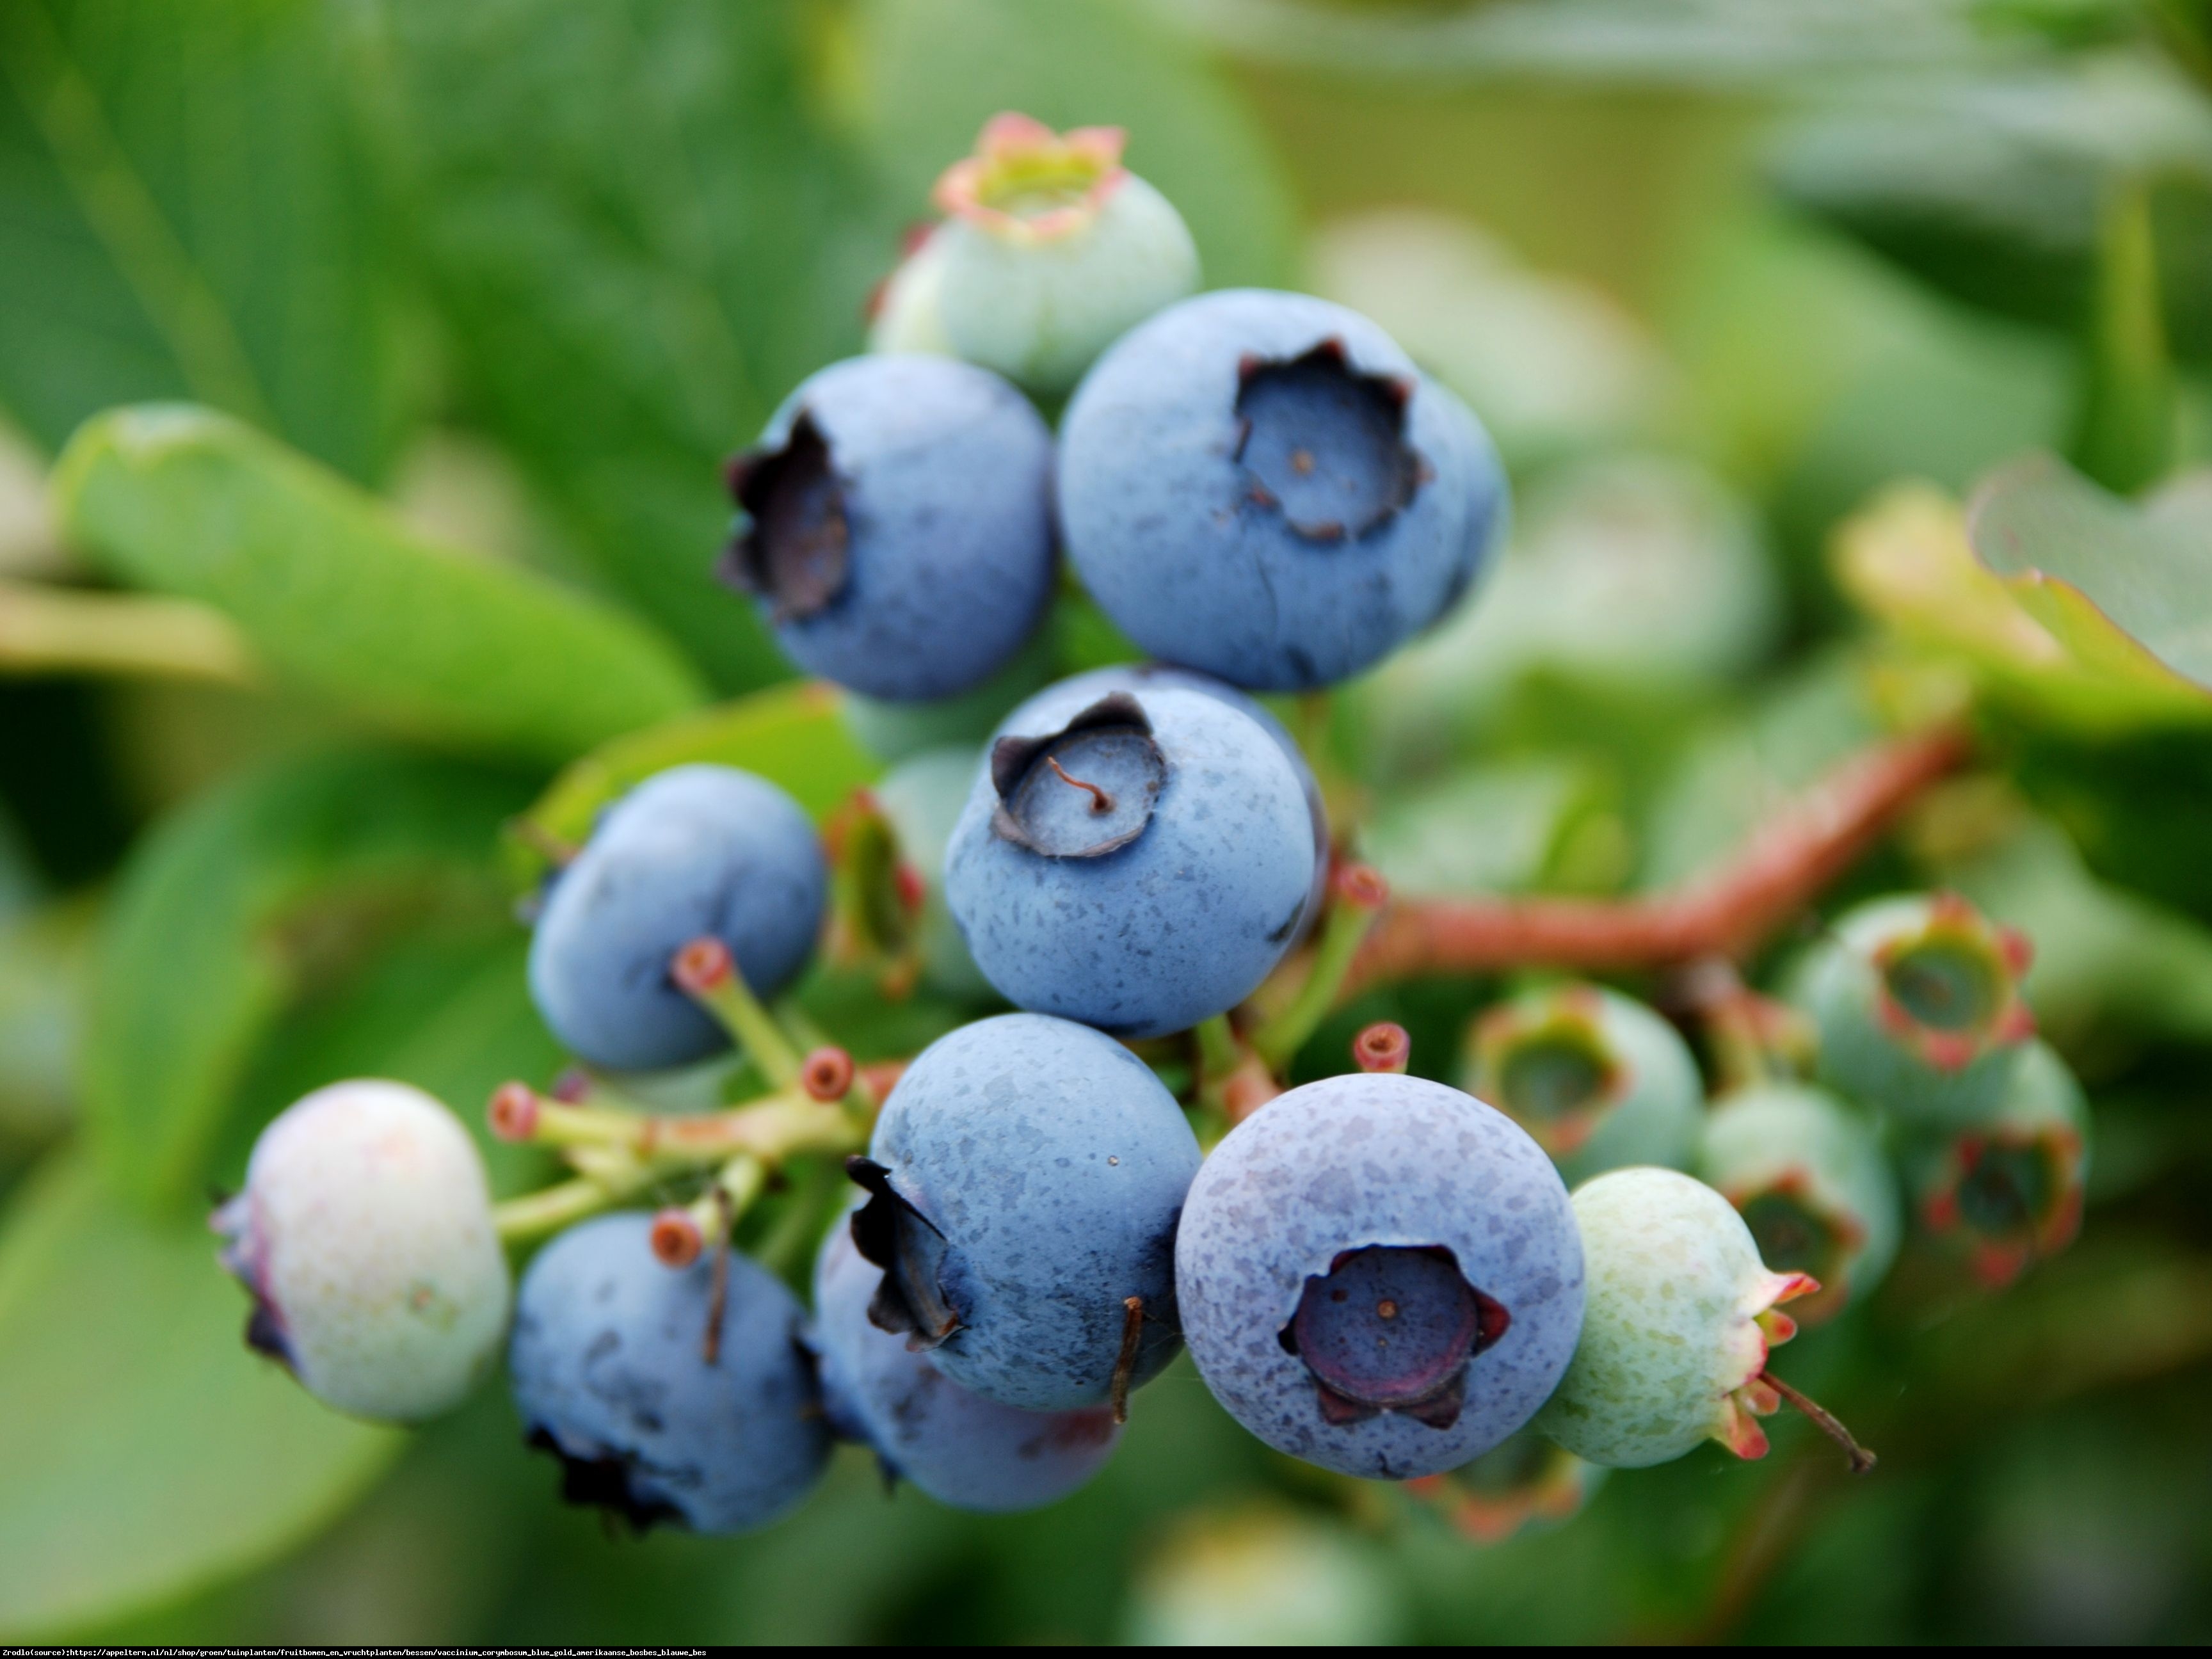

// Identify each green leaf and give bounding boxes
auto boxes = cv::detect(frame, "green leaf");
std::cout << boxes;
[1768,57,2212,363]
[84,748,529,1212]
[0,894,92,1149]
[0,0,415,478]
[358,0,884,688]
[509,680,879,885]
[0,1150,403,1638]
[853,0,1298,291]
[54,406,705,763]
[1835,467,2212,730]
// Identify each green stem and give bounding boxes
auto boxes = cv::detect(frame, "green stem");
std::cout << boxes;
[693,971,805,1089]
[755,1157,848,1278]
[1250,876,1387,1071]
[495,1176,627,1243]
[1194,1013,1242,1085]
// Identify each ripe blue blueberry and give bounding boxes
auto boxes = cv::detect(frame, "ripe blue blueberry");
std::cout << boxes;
[1057,289,1507,691]
[1462,983,1703,1187]
[527,764,826,1073]
[1174,1073,1583,1480]
[998,663,1332,942]
[812,1200,1121,1512]
[719,354,1055,701]
[214,1080,509,1423]
[944,683,1315,1038]
[849,1013,1201,1412]
[509,1212,830,1534]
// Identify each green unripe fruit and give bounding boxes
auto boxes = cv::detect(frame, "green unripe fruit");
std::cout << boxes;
[1797,892,2035,1128]
[1699,1082,1902,1324]
[1462,983,1704,1186]
[928,114,1199,397]
[1537,1167,1813,1469]
[1909,1038,2090,1287]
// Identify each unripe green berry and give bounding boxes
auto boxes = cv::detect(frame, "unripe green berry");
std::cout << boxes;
[1796,892,2035,1128]
[1536,1167,1812,1469]
[867,227,956,358]
[213,1079,510,1423]
[928,114,1199,396]
[1699,1082,1901,1324]
[1908,1037,2090,1287]
[1463,983,1703,1186]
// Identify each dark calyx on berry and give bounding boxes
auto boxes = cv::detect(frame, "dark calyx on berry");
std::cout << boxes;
[1233,341,1424,543]
[1955,1139,2058,1236]
[719,413,850,622]
[524,1426,685,1534]
[1884,936,2000,1033]
[988,693,1166,858]
[846,1155,963,1350]
[1496,1022,1618,1148]
[243,1298,293,1370]
[1738,1187,1854,1285]
[1279,1244,1509,1430]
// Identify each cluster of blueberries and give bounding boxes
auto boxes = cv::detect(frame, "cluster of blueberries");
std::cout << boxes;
[212,117,2086,1540]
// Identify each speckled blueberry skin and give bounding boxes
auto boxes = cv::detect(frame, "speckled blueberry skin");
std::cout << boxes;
[811,1203,1121,1512]
[1174,1074,1584,1480]
[214,1080,509,1423]
[1057,289,1507,691]
[527,765,826,1072]
[945,684,1315,1039]
[509,1214,830,1535]
[860,1014,1201,1411]
[999,664,1331,941]
[721,355,1055,701]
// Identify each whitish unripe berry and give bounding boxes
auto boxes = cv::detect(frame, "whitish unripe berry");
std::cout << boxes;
[213,1080,509,1422]
[1536,1167,1813,1469]
[928,114,1199,396]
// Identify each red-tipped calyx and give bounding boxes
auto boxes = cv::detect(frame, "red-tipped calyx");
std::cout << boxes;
[933,113,1127,243]
[1335,861,1390,912]
[488,1082,540,1142]
[1354,1022,1411,1074]
[801,1046,856,1103]
[650,1209,704,1269]
[671,936,735,995]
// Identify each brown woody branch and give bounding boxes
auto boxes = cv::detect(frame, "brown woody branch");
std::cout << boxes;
[1342,722,1971,995]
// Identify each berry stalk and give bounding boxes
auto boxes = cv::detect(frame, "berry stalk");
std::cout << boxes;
[1343,723,1969,992]
[1249,862,1389,1070]
[672,936,807,1087]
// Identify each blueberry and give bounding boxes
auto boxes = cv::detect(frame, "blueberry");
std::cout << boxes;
[944,682,1315,1038]
[927,115,1200,397]
[811,1199,1121,1512]
[213,1080,509,1423]
[1058,289,1507,690]
[849,1013,1201,1412]
[1463,984,1703,1186]
[1795,892,2035,1128]
[1699,1082,1901,1324]
[1174,1073,1583,1480]
[998,663,1331,941]
[719,354,1055,701]
[509,1213,830,1534]
[527,765,826,1072]
[1535,1167,1814,1469]
[1907,1037,2090,1287]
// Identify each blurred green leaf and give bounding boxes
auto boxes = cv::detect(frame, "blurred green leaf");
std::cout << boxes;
[510,680,878,885]
[358,0,883,689]
[853,0,1299,290]
[1770,56,2212,363]
[1363,759,1609,897]
[0,894,92,1149]
[0,0,415,478]
[0,1150,403,1638]
[85,748,529,1212]
[54,406,705,762]
[1836,465,2212,729]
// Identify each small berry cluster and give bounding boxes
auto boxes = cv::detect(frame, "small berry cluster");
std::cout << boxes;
[212,116,2085,1543]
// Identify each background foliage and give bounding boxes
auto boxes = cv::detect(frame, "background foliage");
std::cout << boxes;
[3,0,2211,1643]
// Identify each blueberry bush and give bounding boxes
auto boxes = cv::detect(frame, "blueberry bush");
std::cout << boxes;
[4,0,2212,1645]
